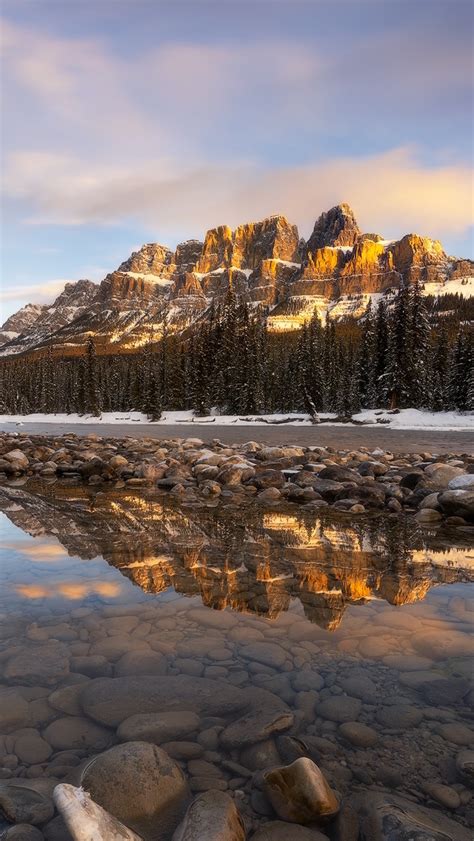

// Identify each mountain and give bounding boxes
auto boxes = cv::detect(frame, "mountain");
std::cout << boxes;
[1,204,472,356]
[0,280,97,355]
[0,302,47,347]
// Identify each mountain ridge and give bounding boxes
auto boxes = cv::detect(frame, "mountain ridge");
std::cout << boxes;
[1,204,472,356]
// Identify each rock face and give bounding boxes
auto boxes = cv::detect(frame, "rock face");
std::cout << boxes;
[0,280,97,355]
[2,204,472,355]
[306,203,361,251]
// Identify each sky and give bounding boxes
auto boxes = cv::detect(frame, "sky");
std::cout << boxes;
[1,0,473,319]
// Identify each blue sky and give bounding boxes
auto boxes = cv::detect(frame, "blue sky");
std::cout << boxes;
[1,0,473,319]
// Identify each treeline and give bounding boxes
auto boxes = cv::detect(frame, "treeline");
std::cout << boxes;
[0,285,472,417]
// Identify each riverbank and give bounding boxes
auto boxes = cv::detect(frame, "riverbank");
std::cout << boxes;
[1,431,473,529]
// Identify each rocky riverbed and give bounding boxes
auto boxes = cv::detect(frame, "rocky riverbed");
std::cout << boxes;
[0,431,473,840]
[1,431,474,528]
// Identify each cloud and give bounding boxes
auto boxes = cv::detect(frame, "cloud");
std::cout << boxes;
[1,278,77,304]
[4,146,473,247]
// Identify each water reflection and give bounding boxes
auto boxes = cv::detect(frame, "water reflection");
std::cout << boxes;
[1,483,472,631]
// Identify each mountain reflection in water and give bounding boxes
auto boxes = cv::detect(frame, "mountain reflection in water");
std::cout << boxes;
[1,483,473,631]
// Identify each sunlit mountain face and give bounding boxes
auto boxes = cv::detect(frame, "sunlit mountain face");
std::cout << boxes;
[1,483,472,631]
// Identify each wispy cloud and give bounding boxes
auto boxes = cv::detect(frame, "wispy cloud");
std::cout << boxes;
[4,146,473,245]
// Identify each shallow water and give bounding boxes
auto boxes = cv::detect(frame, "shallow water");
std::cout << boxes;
[1,482,473,836]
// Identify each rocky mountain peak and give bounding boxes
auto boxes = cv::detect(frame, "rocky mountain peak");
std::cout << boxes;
[118,243,174,276]
[306,203,361,253]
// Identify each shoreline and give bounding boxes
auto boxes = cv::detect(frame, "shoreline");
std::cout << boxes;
[1,430,473,529]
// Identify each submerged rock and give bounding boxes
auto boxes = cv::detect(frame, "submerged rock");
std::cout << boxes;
[172,790,245,841]
[250,822,330,840]
[350,790,471,841]
[53,783,142,841]
[0,785,54,826]
[262,757,339,824]
[81,742,190,840]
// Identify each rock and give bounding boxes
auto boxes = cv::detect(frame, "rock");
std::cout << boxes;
[376,705,422,729]
[292,672,324,692]
[4,449,29,469]
[48,685,85,717]
[415,509,442,524]
[43,717,113,751]
[220,707,294,749]
[42,815,73,841]
[262,758,339,825]
[4,644,69,687]
[117,711,200,744]
[351,790,471,841]
[14,732,52,765]
[448,474,474,490]
[420,678,469,706]
[53,783,141,841]
[81,742,190,840]
[114,650,167,677]
[0,785,54,826]
[411,629,474,659]
[240,739,282,771]
[172,790,245,841]
[339,675,377,703]
[250,822,330,840]
[424,464,465,487]
[438,723,474,746]
[0,826,44,841]
[456,750,474,786]
[316,697,361,723]
[421,782,461,809]
[0,689,30,733]
[258,487,281,502]
[239,642,286,668]
[438,490,474,522]
[338,722,378,748]
[80,676,245,726]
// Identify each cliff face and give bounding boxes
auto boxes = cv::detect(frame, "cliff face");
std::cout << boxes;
[1,204,472,355]
[0,280,97,354]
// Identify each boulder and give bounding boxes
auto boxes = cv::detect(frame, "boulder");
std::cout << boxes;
[43,716,113,751]
[220,707,294,749]
[4,643,69,686]
[0,688,30,732]
[0,785,54,826]
[81,742,190,840]
[448,474,474,490]
[53,783,141,841]
[456,750,474,786]
[316,696,361,723]
[172,790,245,841]
[117,711,200,744]
[438,489,474,522]
[350,790,471,841]
[262,758,339,825]
[80,676,246,727]
[0,826,44,841]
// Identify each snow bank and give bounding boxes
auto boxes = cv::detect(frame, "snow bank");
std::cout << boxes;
[0,408,472,431]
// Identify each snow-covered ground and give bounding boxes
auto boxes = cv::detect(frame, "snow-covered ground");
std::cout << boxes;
[0,409,472,431]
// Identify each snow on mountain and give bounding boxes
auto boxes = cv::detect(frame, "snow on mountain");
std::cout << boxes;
[1,205,472,356]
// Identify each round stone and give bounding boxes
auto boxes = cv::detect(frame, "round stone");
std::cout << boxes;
[81,741,190,839]
[422,783,461,810]
[376,704,422,729]
[14,731,52,764]
[316,696,361,723]
[1,825,45,841]
[0,689,30,733]
[117,711,200,744]
[339,722,378,748]
[43,716,113,751]
[438,723,474,746]
[0,785,54,826]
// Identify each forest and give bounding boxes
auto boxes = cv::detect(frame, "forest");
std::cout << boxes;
[1,284,472,418]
